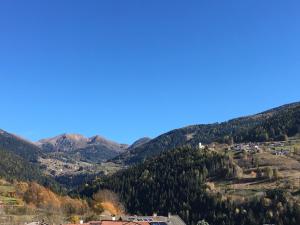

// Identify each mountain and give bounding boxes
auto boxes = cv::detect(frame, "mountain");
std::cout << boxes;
[0,129,42,162]
[0,129,62,192]
[0,148,61,191]
[82,146,300,225]
[36,133,128,162]
[113,102,300,164]
[36,134,89,152]
[37,133,128,153]
[81,147,230,224]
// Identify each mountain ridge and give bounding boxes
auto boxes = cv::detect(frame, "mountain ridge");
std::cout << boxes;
[113,101,300,164]
[0,129,42,162]
[36,133,128,153]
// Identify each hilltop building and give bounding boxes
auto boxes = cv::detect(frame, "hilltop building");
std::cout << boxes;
[198,142,204,149]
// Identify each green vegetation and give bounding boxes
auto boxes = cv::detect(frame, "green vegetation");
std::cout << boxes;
[0,130,65,193]
[83,147,300,225]
[1,102,300,224]
[0,148,63,193]
[0,130,42,162]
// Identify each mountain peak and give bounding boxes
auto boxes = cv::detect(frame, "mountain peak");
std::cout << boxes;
[88,135,109,143]
[36,133,129,158]
[61,133,86,140]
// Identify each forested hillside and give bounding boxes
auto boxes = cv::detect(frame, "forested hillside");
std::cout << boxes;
[0,148,63,193]
[0,129,42,162]
[0,130,64,192]
[114,102,300,164]
[82,147,300,225]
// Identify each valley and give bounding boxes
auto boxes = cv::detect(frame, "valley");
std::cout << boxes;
[0,102,300,224]
[2,0,300,224]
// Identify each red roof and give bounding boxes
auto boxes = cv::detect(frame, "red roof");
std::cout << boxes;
[61,224,89,225]
[98,221,150,225]
[62,220,151,225]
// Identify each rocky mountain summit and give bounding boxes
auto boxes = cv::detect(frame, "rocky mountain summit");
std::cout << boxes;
[36,133,128,154]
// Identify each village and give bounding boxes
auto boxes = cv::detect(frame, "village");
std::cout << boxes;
[198,136,300,205]
[229,141,293,156]
[38,157,122,178]
[199,136,300,157]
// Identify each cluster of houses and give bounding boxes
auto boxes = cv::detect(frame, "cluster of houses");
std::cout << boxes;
[60,214,186,225]
[270,149,290,156]
[267,142,290,156]
[197,139,294,157]
[231,143,262,153]
[230,141,292,156]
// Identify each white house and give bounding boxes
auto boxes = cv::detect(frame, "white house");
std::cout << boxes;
[199,142,204,149]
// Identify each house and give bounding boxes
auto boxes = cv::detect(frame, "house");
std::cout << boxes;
[199,142,204,149]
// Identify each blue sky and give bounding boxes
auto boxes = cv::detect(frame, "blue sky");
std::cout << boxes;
[0,0,300,144]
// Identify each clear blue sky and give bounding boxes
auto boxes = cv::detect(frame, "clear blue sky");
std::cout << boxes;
[1,0,300,144]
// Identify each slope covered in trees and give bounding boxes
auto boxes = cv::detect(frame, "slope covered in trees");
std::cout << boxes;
[0,148,62,193]
[82,147,300,225]
[0,129,42,162]
[114,102,300,164]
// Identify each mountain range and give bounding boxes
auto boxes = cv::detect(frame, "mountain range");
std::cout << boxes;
[36,133,130,163]
[0,101,299,181]
[1,101,299,225]
[36,133,128,153]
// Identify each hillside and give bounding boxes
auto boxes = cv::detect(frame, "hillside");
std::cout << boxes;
[0,147,63,193]
[114,102,300,164]
[0,129,127,191]
[126,137,151,151]
[0,129,42,162]
[82,146,300,225]
[0,129,63,192]
[0,179,89,225]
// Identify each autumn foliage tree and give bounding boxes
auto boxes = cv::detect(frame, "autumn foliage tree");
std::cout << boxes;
[92,189,124,215]
[23,182,88,215]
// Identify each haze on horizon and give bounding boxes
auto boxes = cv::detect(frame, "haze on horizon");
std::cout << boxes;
[1,0,300,144]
